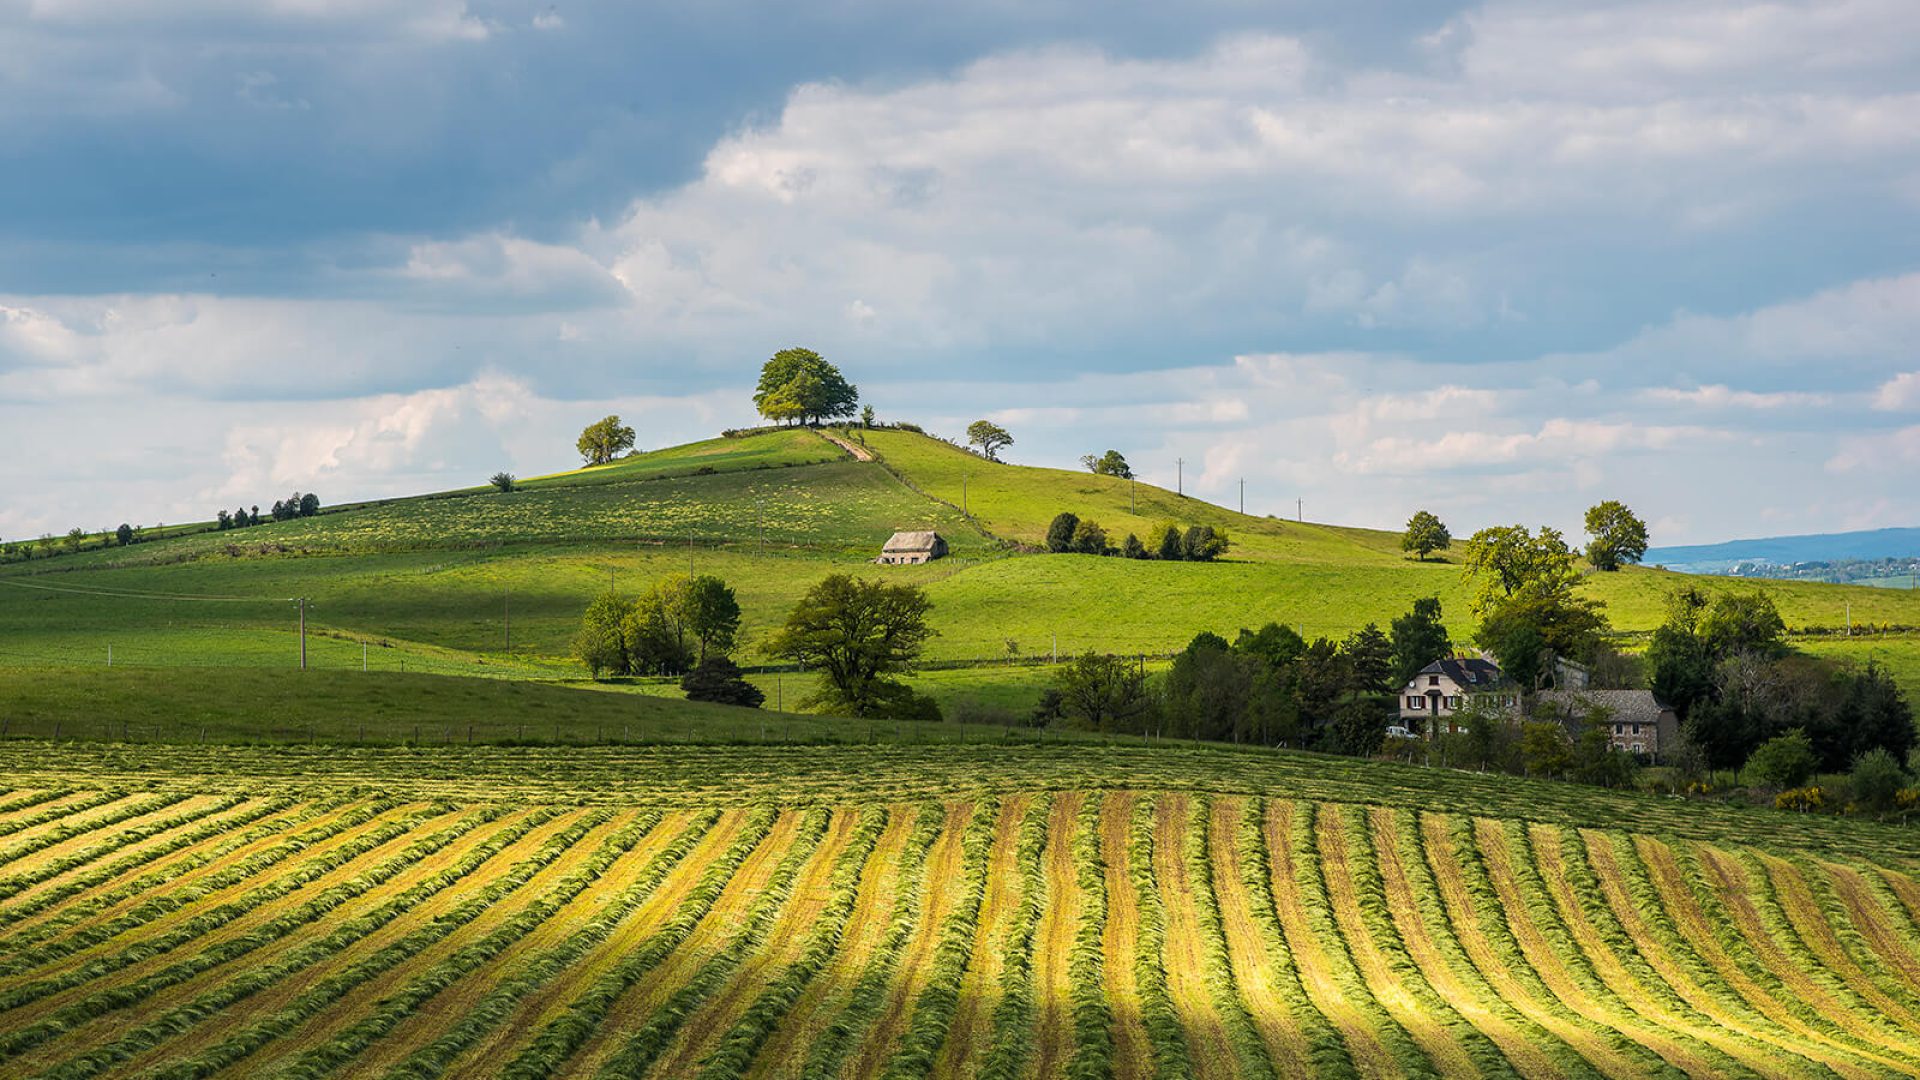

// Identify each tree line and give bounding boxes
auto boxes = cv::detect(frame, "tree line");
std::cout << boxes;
[1045,513,1228,561]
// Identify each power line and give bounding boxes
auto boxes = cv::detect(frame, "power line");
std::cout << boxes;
[0,578,287,603]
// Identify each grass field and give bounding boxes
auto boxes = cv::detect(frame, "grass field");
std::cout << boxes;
[5,427,1920,715]
[0,743,1918,1077]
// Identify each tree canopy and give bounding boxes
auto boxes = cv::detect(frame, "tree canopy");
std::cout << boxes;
[1584,499,1649,571]
[966,420,1014,461]
[1401,510,1451,560]
[753,348,859,426]
[1080,450,1133,478]
[577,415,636,466]
[769,574,935,717]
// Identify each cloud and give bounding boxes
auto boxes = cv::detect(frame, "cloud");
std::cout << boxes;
[1874,371,1920,411]
[1642,384,1834,410]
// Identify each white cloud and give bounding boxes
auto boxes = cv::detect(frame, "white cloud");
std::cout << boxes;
[1642,384,1834,409]
[1873,371,1920,411]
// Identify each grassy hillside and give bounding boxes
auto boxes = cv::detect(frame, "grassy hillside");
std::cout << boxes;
[1,743,1918,1077]
[4,427,1920,713]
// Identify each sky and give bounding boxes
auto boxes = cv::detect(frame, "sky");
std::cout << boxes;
[1,0,1917,546]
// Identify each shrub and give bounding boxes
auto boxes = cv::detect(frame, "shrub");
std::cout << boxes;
[489,472,516,492]
[1122,533,1146,559]
[1046,512,1079,554]
[1747,728,1817,789]
[1849,747,1909,813]
[680,657,765,709]
[1775,786,1824,813]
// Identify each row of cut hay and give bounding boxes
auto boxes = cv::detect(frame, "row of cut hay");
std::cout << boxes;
[0,799,416,972]
[792,802,952,1080]
[871,796,1004,1080]
[0,792,201,880]
[1032,791,1088,1080]
[1477,818,1736,1077]
[571,807,838,1078]
[1656,835,1920,1073]
[1413,813,1646,1080]
[1096,791,1150,1080]
[1211,797,1338,1079]
[60,806,532,1054]
[927,793,1036,1080]
[0,800,428,1017]
[111,809,611,1075]
[0,799,328,948]
[1816,858,1920,995]
[0,796,263,910]
[1364,807,1576,1080]
[0,789,82,823]
[1160,793,1271,1080]
[1266,801,1424,1078]
[22,807,586,1080]
[346,808,719,1080]
[976,794,1056,1080]
[740,804,919,1079]
[556,808,822,1077]
[1316,803,1487,1079]
[0,791,129,844]
[693,805,896,1079]
[599,806,854,1077]
[1744,850,1920,1037]
[1127,794,1191,1080]
[484,807,793,1079]
[0,805,498,1065]
[1060,790,1111,1080]
[355,807,738,1075]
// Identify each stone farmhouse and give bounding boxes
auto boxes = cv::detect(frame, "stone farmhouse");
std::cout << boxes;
[876,530,947,565]
[1536,689,1679,758]
[1399,657,1522,737]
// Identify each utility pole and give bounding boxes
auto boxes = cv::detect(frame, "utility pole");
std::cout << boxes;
[362,640,368,672]
[1177,458,1184,496]
[298,597,307,671]
[107,644,112,668]
[1239,478,1245,514]
[1296,497,1303,522]
[962,475,968,516]
[504,588,511,655]
[1129,477,1135,515]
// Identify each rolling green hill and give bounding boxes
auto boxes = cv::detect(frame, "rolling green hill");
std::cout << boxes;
[4,426,1919,720]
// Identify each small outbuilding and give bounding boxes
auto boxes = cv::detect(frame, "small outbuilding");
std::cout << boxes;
[877,530,947,565]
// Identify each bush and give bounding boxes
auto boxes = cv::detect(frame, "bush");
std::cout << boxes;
[1849,747,1909,813]
[1122,533,1146,559]
[1046,512,1079,554]
[1747,728,1817,789]
[489,472,516,492]
[680,657,765,709]
[1775,786,1824,813]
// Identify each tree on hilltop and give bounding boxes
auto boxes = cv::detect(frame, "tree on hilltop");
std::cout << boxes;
[753,348,858,426]
[966,420,1013,461]
[577,415,636,466]
[1584,499,1649,571]
[1402,510,1451,560]
[1081,450,1133,478]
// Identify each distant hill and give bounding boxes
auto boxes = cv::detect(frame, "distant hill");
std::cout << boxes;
[1646,526,1920,573]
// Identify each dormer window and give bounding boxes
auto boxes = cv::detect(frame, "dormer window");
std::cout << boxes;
[1428,675,1440,687]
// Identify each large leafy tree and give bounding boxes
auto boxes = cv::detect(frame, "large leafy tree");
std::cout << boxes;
[572,593,636,679]
[1389,597,1451,686]
[1401,510,1451,560]
[753,348,859,426]
[577,415,636,466]
[769,574,935,716]
[1584,500,1649,571]
[1463,523,1607,664]
[623,573,742,675]
[1052,652,1152,733]
[1080,450,1133,478]
[966,420,1014,461]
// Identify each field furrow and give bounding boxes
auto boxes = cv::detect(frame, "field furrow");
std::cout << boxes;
[1208,797,1323,1079]
[845,801,977,1080]
[1366,807,1567,1079]
[928,793,1032,1080]
[1415,814,1649,1080]
[1465,817,1732,1078]
[613,807,860,1078]
[1030,791,1084,1080]
[1264,800,1417,1079]
[0,796,265,914]
[1098,791,1151,1080]
[1150,794,1246,1080]
[1820,860,1920,991]
[1752,851,1920,1036]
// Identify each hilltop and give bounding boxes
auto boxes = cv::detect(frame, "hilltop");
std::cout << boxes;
[3,425,1919,721]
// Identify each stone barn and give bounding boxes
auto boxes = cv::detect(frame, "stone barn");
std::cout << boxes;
[877,530,947,565]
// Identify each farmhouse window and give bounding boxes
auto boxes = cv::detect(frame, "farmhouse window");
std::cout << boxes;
[1429,676,1440,686]
[1407,697,1424,709]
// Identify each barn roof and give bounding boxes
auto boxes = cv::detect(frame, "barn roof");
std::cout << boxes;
[1413,657,1512,689]
[1536,689,1673,727]
[883,530,942,552]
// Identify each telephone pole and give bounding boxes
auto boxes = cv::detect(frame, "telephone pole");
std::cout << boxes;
[1239,478,1245,514]
[504,588,511,655]
[298,597,307,671]
[1177,458,1184,496]
[1296,497,1303,522]
[962,475,968,516]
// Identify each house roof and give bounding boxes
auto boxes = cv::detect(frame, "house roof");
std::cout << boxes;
[883,530,943,552]
[1412,657,1512,690]
[1536,689,1674,727]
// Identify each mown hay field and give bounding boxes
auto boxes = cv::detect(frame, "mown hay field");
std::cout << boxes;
[2,745,1919,1078]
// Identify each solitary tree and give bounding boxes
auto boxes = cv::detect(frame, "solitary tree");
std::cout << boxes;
[577,415,637,466]
[1046,512,1080,554]
[1584,500,1649,571]
[769,574,935,716]
[1401,510,1451,560]
[298,493,320,517]
[1080,450,1133,478]
[489,472,516,493]
[115,523,134,547]
[753,348,859,426]
[1052,652,1152,733]
[681,656,765,708]
[860,404,876,429]
[966,420,1014,461]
